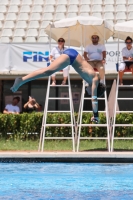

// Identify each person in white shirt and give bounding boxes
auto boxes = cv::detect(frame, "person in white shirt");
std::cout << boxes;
[119,36,133,85]
[84,34,106,84]
[49,38,68,85]
[3,96,20,114]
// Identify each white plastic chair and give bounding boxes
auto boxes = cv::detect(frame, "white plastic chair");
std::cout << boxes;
[27,29,38,37]
[45,0,56,5]
[39,29,48,37]
[106,20,114,26]
[128,5,133,12]
[18,13,29,21]
[10,0,21,6]
[33,0,44,5]
[67,13,78,18]
[41,21,50,29]
[6,13,17,21]
[116,19,126,23]
[104,12,114,20]
[12,36,24,42]
[128,0,133,5]
[104,5,114,12]
[0,0,9,6]
[3,21,15,29]
[92,5,102,12]
[92,0,102,5]
[44,5,55,13]
[56,0,67,5]
[0,6,7,14]
[0,21,3,29]
[68,0,79,5]
[42,13,53,21]
[8,6,19,13]
[104,0,114,5]
[92,12,102,18]
[116,5,126,12]
[116,12,127,20]
[32,5,43,13]
[116,0,126,4]
[56,5,67,13]
[128,12,133,19]
[30,13,41,21]
[79,5,90,13]
[16,21,27,29]
[28,21,40,29]
[25,37,37,42]
[1,29,13,37]
[20,5,31,13]
[0,37,10,43]
[22,0,33,5]
[79,12,90,16]
[80,0,91,4]
[38,36,49,43]
[0,13,5,22]
[67,5,79,13]
[54,13,66,21]
[14,29,26,37]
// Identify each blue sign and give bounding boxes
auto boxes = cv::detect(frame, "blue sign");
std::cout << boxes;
[23,51,49,62]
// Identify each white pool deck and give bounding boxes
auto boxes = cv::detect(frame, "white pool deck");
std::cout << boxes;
[0,151,133,162]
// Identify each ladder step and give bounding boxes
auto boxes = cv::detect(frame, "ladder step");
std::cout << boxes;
[78,137,108,139]
[114,124,133,126]
[116,111,133,113]
[113,137,133,140]
[43,137,73,139]
[118,85,133,88]
[49,97,70,100]
[117,98,133,100]
[47,111,71,113]
[78,124,108,127]
[84,98,105,100]
[50,85,69,87]
[42,124,73,127]
[82,111,106,113]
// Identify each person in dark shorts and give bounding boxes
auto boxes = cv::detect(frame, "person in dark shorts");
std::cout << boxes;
[119,36,133,85]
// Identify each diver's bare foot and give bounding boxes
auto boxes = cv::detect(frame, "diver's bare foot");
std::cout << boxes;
[10,77,22,92]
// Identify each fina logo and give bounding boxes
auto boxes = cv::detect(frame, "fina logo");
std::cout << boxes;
[23,51,49,62]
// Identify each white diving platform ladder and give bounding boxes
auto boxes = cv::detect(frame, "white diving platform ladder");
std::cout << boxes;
[111,69,133,151]
[38,73,76,152]
[76,76,110,152]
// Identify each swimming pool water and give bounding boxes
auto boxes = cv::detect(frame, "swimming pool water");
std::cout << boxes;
[0,163,133,200]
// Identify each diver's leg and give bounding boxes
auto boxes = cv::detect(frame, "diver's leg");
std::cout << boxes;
[11,55,69,92]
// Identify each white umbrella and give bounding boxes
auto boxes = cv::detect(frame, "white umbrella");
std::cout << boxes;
[45,16,113,47]
[114,20,133,40]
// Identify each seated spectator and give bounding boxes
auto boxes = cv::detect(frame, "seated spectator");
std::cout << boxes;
[49,38,68,85]
[84,33,106,84]
[24,96,39,113]
[3,96,20,114]
[119,36,133,85]
[37,104,43,112]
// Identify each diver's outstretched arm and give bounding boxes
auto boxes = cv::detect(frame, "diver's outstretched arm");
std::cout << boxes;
[11,54,69,92]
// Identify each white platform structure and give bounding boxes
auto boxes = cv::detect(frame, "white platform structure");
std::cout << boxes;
[111,70,133,152]
[38,74,76,152]
[76,76,110,152]
[111,20,133,151]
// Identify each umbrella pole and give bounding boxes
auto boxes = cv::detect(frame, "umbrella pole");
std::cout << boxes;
[117,31,120,64]
[49,23,52,52]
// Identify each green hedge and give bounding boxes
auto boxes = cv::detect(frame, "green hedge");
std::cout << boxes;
[0,113,133,140]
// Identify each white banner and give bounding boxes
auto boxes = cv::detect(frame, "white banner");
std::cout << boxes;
[0,44,11,72]
[10,44,50,72]
[0,43,126,74]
